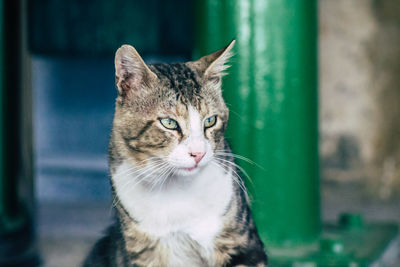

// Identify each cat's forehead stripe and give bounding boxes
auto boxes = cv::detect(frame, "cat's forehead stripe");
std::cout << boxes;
[151,63,200,88]
[150,63,202,106]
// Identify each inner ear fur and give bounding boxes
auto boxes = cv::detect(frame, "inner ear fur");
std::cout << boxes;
[114,44,158,96]
[187,40,235,82]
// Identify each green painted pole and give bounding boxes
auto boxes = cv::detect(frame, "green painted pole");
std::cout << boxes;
[0,0,21,236]
[0,0,37,265]
[194,0,320,250]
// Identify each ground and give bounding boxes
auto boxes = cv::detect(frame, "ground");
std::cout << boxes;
[37,180,400,267]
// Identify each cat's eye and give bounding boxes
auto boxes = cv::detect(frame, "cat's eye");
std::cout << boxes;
[160,118,179,130]
[204,115,217,128]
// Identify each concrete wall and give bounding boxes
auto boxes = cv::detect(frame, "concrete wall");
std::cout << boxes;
[319,0,400,199]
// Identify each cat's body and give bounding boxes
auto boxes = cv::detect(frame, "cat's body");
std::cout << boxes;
[83,41,267,267]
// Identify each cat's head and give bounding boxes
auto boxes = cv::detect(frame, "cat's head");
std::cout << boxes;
[112,41,234,177]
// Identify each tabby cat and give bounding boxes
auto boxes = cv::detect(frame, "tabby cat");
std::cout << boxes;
[83,41,267,267]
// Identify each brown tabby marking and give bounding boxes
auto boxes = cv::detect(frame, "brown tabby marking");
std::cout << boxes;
[83,41,268,267]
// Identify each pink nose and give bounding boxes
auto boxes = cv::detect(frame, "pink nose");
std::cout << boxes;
[190,152,205,164]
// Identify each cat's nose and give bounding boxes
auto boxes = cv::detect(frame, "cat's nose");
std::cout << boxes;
[189,152,205,164]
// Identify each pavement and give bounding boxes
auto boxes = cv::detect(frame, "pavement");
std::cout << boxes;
[36,180,400,267]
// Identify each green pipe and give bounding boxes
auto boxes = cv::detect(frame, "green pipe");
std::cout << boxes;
[0,0,5,230]
[0,0,21,235]
[194,0,320,249]
[0,1,37,265]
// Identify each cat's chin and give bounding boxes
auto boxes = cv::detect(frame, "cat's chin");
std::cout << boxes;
[174,166,201,177]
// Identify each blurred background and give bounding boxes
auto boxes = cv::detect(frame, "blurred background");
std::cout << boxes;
[1,0,400,266]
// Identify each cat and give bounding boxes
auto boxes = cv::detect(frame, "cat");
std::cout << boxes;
[83,40,268,267]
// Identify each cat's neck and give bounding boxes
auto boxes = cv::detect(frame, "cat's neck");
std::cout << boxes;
[112,160,234,237]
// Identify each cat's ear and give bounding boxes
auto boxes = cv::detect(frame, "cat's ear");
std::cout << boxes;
[115,45,158,96]
[189,40,235,83]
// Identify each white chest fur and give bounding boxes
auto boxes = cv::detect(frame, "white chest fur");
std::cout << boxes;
[113,161,234,265]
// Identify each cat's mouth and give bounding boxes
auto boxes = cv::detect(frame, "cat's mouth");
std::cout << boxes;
[184,165,197,172]
[176,164,201,175]
[173,159,210,176]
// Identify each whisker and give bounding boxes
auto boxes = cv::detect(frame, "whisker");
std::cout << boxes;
[160,166,176,190]
[112,161,170,207]
[125,162,169,190]
[149,165,174,192]
[112,158,164,178]
[211,160,248,199]
[215,150,265,170]
[113,159,166,178]
[214,156,254,186]
[219,161,248,189]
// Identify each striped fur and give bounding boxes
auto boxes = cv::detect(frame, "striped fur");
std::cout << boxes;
[83,41,267,267]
